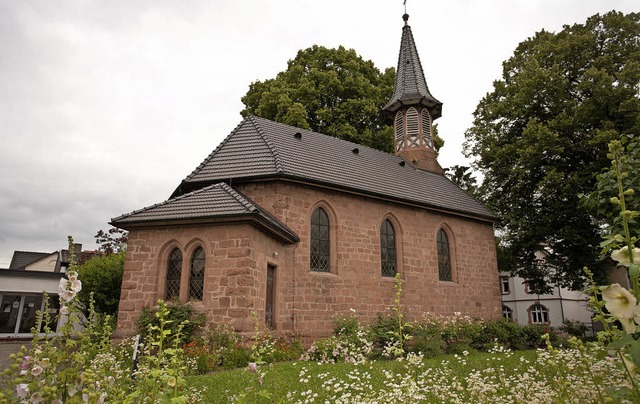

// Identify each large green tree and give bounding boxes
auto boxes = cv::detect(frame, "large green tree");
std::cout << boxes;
[464,11,640,292]
[77,251,125,316]
[241,45,396,152]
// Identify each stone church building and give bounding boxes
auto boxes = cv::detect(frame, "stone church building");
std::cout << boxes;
[111,14,501,340]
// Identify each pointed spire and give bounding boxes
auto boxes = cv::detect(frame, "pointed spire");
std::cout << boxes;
[383,13,442,120]
[383,11,444,175]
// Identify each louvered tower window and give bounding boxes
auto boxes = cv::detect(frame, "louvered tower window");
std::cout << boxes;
[310,207,330,272]
[421,109,432,148]
[189,247,205,301]
[380,219,397,277]
[166,248,182,300]
[406,107,420,147]
[437,229,451,281]
[394,111,404,152]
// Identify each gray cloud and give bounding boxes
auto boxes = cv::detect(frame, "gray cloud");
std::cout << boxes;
[1,0,637,266]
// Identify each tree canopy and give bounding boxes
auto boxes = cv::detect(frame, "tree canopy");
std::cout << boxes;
[77,251,125,316]
[241,45,397,152]
[464,11,640,291]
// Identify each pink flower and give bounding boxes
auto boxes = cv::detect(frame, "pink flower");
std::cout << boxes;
[247,362,258,373]
[16,384,28,398]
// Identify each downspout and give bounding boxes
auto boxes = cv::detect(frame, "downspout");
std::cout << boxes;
[558,285,565,325]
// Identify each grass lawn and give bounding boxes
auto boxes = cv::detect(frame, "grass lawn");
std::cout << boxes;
[189,349,541,403]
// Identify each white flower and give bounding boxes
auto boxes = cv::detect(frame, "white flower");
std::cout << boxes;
[60,290,76,303]
[59,278,68,293]
[247,362,258,373]
[16,383,28,398]
[70,279,82,293]
[611,246,640,266]
[31,364,43,376]
[60,306,69,315]
[602,283,638,320]
[68,273,77,283]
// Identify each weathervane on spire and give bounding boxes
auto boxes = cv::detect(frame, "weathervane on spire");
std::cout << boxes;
[403,0,409,25]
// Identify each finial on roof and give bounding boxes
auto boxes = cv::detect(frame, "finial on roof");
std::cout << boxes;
[403,0,409,24]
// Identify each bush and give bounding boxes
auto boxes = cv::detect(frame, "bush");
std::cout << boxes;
[136,301,204,345]
[334,313,360,336]
[560,319,588,337]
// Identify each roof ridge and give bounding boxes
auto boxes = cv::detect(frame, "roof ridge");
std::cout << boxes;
[217,183,256,212]
[247,115,285,173]
[184,118,250,181]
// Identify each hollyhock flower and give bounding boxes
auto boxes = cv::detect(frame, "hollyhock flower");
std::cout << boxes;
[60,306,69,315]
[167,376,177,388]
[68,273,77,283]
[70,279,82,293]
[16,383,28,398]
[60,290,76,303]
[30,391,43,403]
[31,364,43,376]
[611,246,640,266]
[602,283,639,322]
[59,278,68,293]
[247,362,258,373]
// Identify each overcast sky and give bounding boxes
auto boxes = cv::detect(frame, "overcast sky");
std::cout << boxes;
[1,0,637,267]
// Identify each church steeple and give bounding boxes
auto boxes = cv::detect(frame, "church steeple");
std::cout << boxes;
[383,13,444,174]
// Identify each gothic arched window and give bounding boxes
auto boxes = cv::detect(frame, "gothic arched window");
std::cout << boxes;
[437,229,452,281]
[310,207,330,272]
[380,219,397,277]
[166,248,182,300]
[189,247,205,301]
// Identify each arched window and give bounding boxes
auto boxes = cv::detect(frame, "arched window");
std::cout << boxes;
[529,304,549,324]
[380,219,397,277]
[189,247,205,301]
[166,248,182,300]
[421,109,432,147]
[310,207,330,272]
[502,306,513,321]
[437,229,451,281]
[394,111,404,151]
[406,107,419,147]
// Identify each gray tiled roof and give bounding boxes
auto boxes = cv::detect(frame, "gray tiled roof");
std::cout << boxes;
[176,116,497,222]
[111,182,299,243]
[383,17,442,119]
[9,251,53,270]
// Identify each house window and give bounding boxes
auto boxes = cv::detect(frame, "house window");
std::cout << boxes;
[0,293,60,336]
[380,219,397,277]
[502,305,513,321]
[529,304,549,324]
[189,247,205,301]
[500,276,510,294]
[166,248,182,300]
[310,207,330,272]
[437,229,452,281]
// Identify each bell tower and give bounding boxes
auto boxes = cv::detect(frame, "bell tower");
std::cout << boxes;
[383,13,444,174]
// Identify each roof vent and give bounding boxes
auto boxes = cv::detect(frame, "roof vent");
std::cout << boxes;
[399,161,405,167]
[352,148,359,154]
[294,132,302,139]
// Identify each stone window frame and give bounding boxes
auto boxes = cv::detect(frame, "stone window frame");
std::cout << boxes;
[380,214,403,278]
[528,303,550,325]
[436,223,457,283]
[158,239,208,304]
[309,201,338,275]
